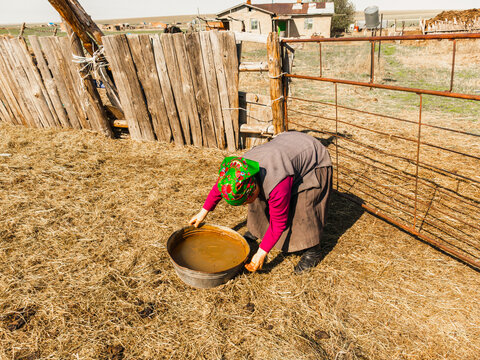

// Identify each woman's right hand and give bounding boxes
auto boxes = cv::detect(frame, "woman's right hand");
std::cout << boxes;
[188,208,209,228]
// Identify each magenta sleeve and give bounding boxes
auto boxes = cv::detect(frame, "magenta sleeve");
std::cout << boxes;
[259,176,293,253]
[203,180,222,211]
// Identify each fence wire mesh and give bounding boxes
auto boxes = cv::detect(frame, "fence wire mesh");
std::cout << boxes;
[282,33,480,270]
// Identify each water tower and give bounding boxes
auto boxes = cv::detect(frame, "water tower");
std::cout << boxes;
[364,6,380,29]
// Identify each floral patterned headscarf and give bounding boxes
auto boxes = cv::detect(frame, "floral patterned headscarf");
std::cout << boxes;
[217,157,260,206]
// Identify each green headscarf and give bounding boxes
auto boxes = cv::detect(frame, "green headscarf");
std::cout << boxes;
[217,157,260,206]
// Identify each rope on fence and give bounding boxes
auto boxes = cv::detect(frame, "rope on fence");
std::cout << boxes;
[71,45,108,79]
[268,72,287,79]
[223,106,273,124]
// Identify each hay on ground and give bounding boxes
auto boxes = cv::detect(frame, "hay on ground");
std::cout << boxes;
[0,123,479,359]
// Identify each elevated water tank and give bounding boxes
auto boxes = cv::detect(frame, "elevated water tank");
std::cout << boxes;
[364,6,380,29]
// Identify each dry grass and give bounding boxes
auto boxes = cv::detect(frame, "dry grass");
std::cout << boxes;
[0,32,479,360]
[274,39,480,264]
[1,123,480,359]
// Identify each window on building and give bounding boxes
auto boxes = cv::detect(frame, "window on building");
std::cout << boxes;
[251,19,259,30]
[304,18,313,30]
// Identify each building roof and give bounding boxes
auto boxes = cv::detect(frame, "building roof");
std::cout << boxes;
[255,2,330,15]
[217,2,334,18]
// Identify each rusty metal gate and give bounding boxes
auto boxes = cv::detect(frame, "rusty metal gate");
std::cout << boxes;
[281,33,480,270]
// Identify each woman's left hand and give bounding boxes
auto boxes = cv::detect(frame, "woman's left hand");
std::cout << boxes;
[245,248,267,272]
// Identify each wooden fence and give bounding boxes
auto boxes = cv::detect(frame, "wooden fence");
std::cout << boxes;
[103,31,239,151]
[0,36,112,136]
[0,31,282,150]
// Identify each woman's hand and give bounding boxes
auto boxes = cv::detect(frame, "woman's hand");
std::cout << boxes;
[245,248,267,272]
[188,208,209,228]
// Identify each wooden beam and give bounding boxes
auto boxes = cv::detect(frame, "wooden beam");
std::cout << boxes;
[239,61,269,72]
[267,32,285,135]
[240,123,274,135]
[47,0,103,56]
[113,119,128,128]
[66,25,114,137]
[233,32,268,44]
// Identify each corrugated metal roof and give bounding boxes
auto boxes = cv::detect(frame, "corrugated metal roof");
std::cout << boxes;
[254,2,328,15]
[217,2,334,18]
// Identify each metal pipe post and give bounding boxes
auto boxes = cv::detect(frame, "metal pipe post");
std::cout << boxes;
[413,94,423,229]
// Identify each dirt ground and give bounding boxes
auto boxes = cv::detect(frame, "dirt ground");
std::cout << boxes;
[1,123,479,359]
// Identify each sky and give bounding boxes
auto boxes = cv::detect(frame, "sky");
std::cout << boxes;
[0,0,478,25]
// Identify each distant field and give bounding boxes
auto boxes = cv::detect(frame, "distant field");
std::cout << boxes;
[1,9,450,28]
[95,14,215,25]
[354,9,443,21]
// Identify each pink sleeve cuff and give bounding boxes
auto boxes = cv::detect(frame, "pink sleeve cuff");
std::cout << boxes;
[203,180,222,211]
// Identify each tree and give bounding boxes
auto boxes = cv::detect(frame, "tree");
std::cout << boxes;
[330,0,355,36]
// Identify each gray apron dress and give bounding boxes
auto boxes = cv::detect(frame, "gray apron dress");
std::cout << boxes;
[244,131,333,253]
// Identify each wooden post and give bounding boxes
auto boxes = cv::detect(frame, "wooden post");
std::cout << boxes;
[48,0,122,112]
[267,32,284,135]
[47,0,103,56]
[66,25,114,138]
[19,23,26,38]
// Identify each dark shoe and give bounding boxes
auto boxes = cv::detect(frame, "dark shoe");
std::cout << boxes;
[294,244,322,274]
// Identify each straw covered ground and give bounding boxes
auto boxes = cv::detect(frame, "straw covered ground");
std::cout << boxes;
[1,123,479,359]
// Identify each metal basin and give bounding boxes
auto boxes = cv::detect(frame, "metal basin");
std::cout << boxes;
[167,224,250,289]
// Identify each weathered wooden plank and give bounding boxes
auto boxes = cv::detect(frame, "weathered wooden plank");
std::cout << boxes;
[0,52,25,126]
[209,31,236,151]
[185,32,217,148]
[19,37,62,128]
[220,31,240,148]
[240,123,274,135]
[66,27,114,137]
[199,31,225,149]
[239,61,269,72]
[0,38,38,127]
[0,91,13,123]
[151,34,184,146]
[239,91,272,148]
[0,85,17,124]
[0,37,36,127]
[0,38,40,127]
[160,33,191,144]
[0,38,43,128]
[113,119,128,128]
[12,38,59,128]
[128,34,171,142]
[8,38,51,128]
[172,33,202,146]
[233,32,268,44]
[57,36,91,129]
[39,36,83,129]
[29,35,70,129]
[103,34,156,141]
